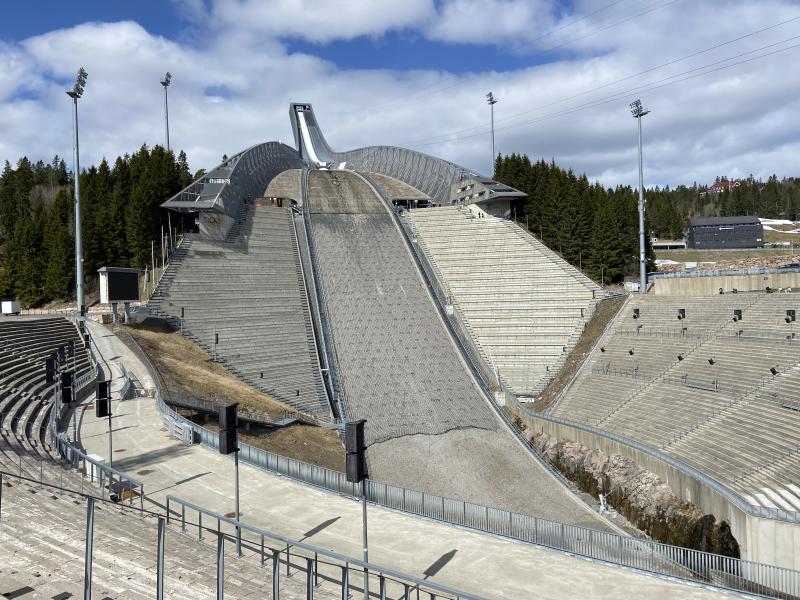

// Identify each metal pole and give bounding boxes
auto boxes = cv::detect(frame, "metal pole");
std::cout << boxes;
[107,397,113,469]
[156,517,165,600]
[635,109,648,294]
[71,96,84,317]
[490,101,495,175]
[235,449,241,556]
[217,534,224,600]
[163,82,170,152]
[272,549,281,600]
[84,497,95,600]
[362,478,369,600]
[306,557,314,600]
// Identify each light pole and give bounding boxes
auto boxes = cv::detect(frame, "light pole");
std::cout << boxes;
[160,72,171,152]
[486,92,498,176]
[630,99,650,294]
[66,68,88,317]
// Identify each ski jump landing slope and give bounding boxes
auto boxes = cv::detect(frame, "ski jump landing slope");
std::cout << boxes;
[306,169,608,528]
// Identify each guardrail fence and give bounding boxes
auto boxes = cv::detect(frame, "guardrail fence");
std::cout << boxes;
[158,393,800,598]
[167,495,487,600]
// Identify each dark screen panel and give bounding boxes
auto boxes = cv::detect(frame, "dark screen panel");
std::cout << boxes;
[108,272,140,302]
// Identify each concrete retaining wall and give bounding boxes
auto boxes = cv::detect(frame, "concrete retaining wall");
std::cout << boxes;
[508,404,800,571]
[652,272,800,296]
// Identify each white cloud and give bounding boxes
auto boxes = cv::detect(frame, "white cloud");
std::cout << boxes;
[0,0,798,189]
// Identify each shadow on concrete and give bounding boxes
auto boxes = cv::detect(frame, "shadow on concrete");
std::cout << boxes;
[149,470,213,495]
[299,516,341,542]
[423,549,457,579]
[110,444,195,472]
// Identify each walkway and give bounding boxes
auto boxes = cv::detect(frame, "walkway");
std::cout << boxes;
[78,321,739,599]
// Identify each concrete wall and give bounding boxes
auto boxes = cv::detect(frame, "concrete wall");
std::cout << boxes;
[652,272,800,296]
[507,404,800,576]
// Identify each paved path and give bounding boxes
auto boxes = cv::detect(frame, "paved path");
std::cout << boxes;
[78,321,740,599]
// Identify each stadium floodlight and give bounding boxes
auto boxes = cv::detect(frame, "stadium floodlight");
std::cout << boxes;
[66,68,88,318]
[486,92,498,176]
[630,99,650,295]
[160,72,172,151]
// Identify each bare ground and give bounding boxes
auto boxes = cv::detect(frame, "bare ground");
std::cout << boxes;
[122,319,344,470]
[529,294,626,413]
[194,417,344,472]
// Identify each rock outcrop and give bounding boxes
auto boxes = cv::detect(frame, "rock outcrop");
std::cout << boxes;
[532,431,740,557]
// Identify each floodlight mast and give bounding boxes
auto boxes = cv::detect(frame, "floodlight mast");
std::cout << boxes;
[630,99,650,294]
[66,67,87,318]
[486,92,498,176]
[160,72,171,152]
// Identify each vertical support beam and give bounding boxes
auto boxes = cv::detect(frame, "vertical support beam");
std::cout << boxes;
[341,565,349,600]
[306,557,314,600]
[84,497,95,600]
[379,575,386,600]
[362,478,369,600]
[216,534,224,600]
[156,517,165,600]
[272,549,281,600]
[71,95,84,317]
[235,450,241,556]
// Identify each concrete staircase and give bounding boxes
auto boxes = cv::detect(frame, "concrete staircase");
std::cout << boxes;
[408,206,600,396]
[149,206,329,418]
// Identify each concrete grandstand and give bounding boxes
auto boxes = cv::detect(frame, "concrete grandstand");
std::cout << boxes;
[154,104,800,576]
[4,102,800,598]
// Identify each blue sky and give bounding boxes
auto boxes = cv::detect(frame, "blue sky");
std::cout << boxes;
[0,0,798,187]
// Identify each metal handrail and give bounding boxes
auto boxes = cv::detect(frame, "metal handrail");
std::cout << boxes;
[155,392,800,598]
[166,495,488,600]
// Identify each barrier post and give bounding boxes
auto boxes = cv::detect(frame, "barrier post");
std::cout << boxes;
[84,497,95,600]
[156,517,165,600]
[306,557,314,600]
[272,549,281,600]
[216,534,224,600]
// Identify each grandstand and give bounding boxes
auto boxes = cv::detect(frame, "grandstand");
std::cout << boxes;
[0,317,91,459]
[149,205,329,417]
[407,205,600,396]
[552,293,800,513]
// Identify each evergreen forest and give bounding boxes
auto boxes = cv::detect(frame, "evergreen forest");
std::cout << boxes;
[494,153,800,284]
[0,146,192,307]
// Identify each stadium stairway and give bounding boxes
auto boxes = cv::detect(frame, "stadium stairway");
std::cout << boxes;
[552,293,800,515]
[148,204,330,418]
[0,473,345,599]
[304,169,611,527]
[407,205,601,396]
[0,317,91,462]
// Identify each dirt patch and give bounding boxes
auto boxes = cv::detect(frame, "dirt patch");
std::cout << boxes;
[120,319,344,471]
[193,416,344,472]
[122,321,294,418]
[531,295,626,412]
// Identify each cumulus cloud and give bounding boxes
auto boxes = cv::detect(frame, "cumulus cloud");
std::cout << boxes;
[0,0,797,189]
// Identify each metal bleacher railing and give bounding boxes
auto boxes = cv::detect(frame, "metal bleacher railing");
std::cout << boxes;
[45,321,146,509]
[650,264,800,280]
[155,390,800,598]
[165,494,487,600]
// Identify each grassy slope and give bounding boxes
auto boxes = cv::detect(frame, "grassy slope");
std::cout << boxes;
[124,320,344,471]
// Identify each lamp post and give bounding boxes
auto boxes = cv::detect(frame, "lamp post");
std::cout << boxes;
[66,68,88,318]
[160,72,171,152]
[630,99,650,294]
[486,92,498,176]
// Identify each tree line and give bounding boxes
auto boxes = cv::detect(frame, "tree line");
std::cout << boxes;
[494,154,655,284]
[495,154,800,284]
[0,146,192,307]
